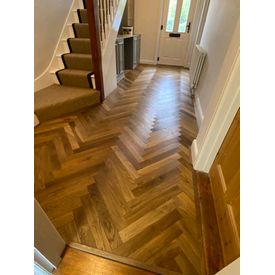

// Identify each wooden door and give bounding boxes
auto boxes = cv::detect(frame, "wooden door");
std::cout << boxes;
[158,0,197,66]
[209,110,240,266]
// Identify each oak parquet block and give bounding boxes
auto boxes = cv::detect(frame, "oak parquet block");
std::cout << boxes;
[35,66,202,273]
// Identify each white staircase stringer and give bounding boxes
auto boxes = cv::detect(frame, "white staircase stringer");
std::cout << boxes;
[35,0,84,92]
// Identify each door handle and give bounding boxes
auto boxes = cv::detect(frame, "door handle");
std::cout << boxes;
[187,22,191,33]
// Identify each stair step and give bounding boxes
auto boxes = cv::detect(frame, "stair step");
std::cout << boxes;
[63,53,93,70]
[57,69,93,89]
[73,23,89,38]
[68,38,91,54]
[78,9,88,23]
[34,84,100,122]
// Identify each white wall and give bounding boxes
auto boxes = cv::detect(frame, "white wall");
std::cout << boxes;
[134,0,163,64]
[191,0,240,172]
[34,199,65,268]
[192,51,239,172]
[194,0,240,121]
[34,0,73,79]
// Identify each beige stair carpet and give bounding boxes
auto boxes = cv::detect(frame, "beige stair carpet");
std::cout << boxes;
[34,85,100,122]
[56,3,94,89]
[35,1,101,123]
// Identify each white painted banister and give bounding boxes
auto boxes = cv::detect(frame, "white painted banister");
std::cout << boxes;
[34,0,126,96]
[85,0,126,99]
[98,0,120,50]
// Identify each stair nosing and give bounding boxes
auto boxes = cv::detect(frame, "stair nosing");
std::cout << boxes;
[57,68,93,74]
[62,53,92,58]
[68,37,90,41]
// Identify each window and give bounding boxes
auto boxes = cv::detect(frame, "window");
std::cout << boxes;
[166,0,178,32]
[178,0,191,32]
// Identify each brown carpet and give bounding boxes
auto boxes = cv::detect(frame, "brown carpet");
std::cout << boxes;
[34,85,100,122]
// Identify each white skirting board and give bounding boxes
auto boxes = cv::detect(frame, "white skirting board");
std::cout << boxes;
[194,94,204,128]
[34,114,40,127]
[191,139,198,166]
[140,59,157,65]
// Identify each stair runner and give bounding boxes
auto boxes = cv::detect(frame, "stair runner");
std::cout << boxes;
[35,0,101,123]
[56,0,94,89]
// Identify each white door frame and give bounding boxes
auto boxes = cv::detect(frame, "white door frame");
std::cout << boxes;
[154,0,164,64]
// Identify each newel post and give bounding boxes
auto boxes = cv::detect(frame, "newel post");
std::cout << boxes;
[86,0,105,102]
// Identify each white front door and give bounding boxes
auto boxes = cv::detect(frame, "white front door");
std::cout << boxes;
[158,0,197,67]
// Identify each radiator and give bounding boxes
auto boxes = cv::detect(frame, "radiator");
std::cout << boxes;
[189,45,207,95]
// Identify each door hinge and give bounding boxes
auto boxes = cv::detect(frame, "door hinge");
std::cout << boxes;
[161,25,163,30]
[157,57,160,61]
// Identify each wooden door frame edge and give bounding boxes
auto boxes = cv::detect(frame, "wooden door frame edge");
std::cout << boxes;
[192,171,224,274]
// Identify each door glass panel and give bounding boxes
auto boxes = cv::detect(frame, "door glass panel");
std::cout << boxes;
[178,0,191,32]
[166,0,178,32]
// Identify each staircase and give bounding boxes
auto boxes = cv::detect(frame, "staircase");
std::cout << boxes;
[35,0,122,123]
[56,1,94,89]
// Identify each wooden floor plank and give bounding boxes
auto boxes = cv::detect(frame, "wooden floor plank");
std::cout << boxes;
[35,65,203,273]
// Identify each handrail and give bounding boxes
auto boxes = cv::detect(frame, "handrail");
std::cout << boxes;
[86,0,105,101]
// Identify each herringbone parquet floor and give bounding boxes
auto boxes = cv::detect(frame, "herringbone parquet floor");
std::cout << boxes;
[34,65,201,274]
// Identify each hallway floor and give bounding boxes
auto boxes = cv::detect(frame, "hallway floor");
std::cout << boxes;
[34,65,202,274]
